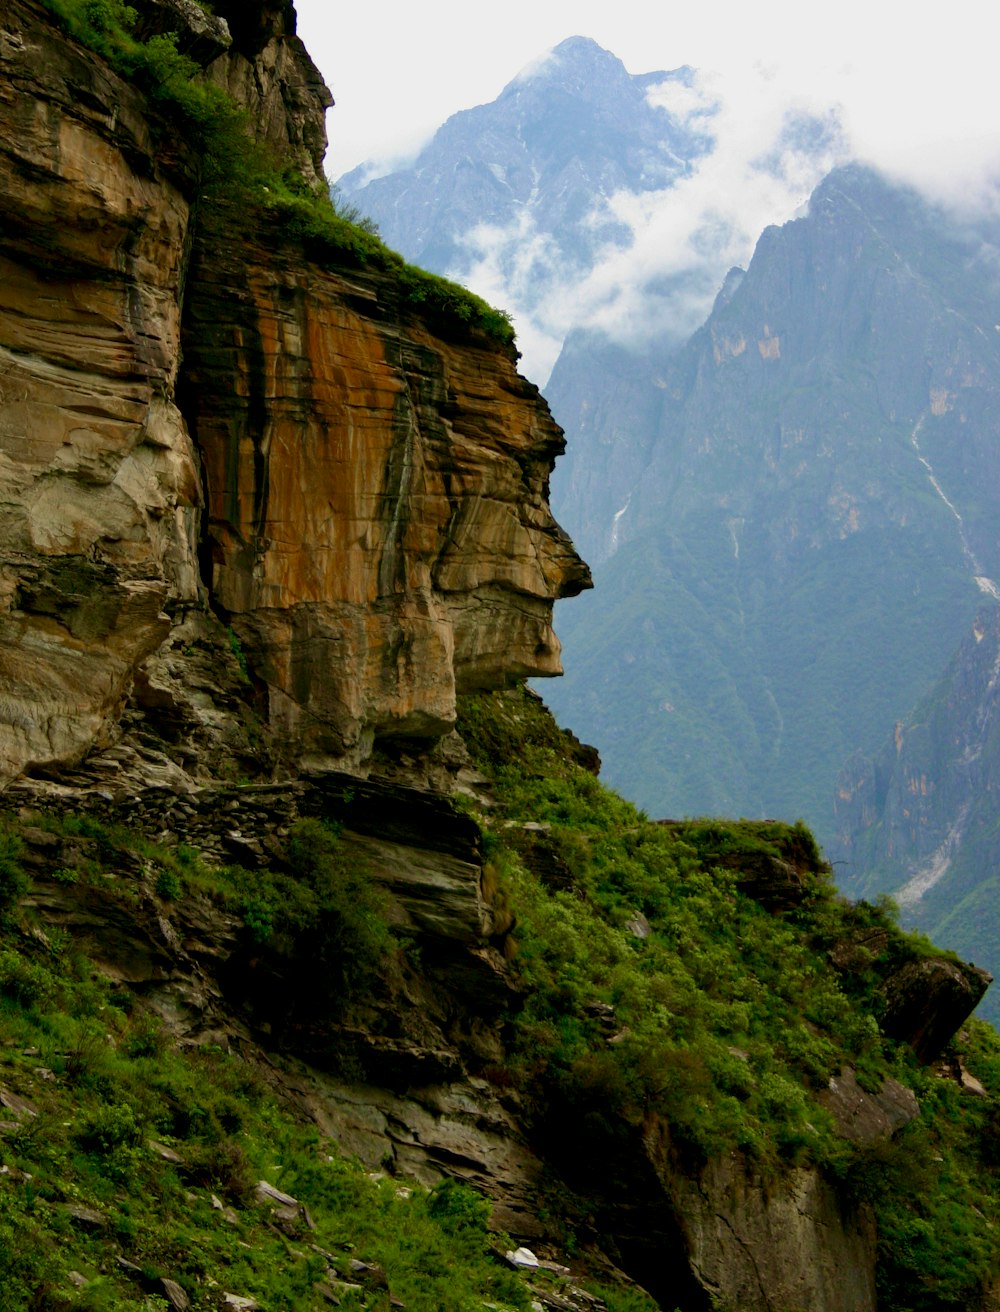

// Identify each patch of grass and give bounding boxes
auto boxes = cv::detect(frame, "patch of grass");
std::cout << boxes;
[0,910,532,1310]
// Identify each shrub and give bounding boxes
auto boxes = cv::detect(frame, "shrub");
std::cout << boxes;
[0,829,28,909]
[427,1177,491,1234]
[155,867,182,900]
[0,949,54,1007]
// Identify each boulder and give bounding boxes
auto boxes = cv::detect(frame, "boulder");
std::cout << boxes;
[880,956,992,1062]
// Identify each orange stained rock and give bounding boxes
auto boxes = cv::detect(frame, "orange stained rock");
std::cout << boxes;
[186,234,590,765]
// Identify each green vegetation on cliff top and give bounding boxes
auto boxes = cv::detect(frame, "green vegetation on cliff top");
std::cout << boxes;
[37,0,516,348]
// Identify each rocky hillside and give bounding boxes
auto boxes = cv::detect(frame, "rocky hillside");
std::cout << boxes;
[2,4,1000,1311]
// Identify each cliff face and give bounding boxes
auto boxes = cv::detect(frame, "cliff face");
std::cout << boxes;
[0,0,203,781]
[0,0,587,787]
[183,218,587,771]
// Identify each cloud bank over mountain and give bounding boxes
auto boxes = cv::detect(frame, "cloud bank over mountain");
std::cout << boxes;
[340,43,855,380]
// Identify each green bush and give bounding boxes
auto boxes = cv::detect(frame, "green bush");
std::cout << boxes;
[426,1177,491,1234]
[0,829,28,909]
[216,820,395,1007]
[0,948,54,1006]
[155,867,182,900]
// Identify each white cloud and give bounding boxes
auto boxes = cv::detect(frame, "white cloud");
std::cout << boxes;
[441,64,851,380]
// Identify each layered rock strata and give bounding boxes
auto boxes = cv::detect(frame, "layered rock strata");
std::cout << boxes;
[0,0,588,787]
[183,215,588,771]
[0,0,202,782]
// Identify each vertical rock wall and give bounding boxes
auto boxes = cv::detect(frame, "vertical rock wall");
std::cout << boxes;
[181,221,590,771]
[0,0,588,786]
[0,0,202,780]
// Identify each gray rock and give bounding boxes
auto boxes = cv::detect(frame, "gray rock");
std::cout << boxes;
[820,1067,919,1145]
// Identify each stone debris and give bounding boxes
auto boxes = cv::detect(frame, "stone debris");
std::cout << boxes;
[959,1064,988,1097]
[150,1139,184,1163]
[348,1257,388,1288]
[159,1278,190,1311]
[64,1204,106,1230]
[624,912,651,939]
[0,1087,38,1118]
[506,1246,540,1269]
[255,1179,299,1208]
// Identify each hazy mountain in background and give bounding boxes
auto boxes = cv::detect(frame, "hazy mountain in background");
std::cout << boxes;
[543,164,1000,852]
[338,37,843,380]
[340,36,707,270]
[834,603,1000,1023]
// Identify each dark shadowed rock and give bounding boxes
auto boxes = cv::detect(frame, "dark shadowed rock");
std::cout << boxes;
[880,957,992,1062]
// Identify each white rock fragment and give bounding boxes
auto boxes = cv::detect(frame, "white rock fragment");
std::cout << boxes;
[506,1246,539,1269]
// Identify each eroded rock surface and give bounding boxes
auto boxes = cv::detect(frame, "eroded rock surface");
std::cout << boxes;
[0,0,587,788]
[0,0,201,782]
[204,0,331,186]
[668,1155,877,1312]
[183,218,590,771]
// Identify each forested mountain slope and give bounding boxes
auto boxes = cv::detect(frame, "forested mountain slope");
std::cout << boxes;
[544,165,1000,848]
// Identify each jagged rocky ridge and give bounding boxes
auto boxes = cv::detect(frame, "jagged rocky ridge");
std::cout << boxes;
[1,4,1000,1310]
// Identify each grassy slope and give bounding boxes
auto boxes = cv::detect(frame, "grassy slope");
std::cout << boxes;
[0,816,656,1312]
[456,687,1000,1311]
[1,703,999,1310]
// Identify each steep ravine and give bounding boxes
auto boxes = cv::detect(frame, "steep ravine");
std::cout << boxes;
[2,4,1000,1311]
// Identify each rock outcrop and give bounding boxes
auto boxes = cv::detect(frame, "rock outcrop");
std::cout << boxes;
[0,0,588,788]
[204,0,331,186]
[183,213,589,772]
[880,956,992,1062]
[667,1155,878,1312]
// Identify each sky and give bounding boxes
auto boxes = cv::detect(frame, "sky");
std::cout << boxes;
[296,0,1000,192]
[293,0,1000,380]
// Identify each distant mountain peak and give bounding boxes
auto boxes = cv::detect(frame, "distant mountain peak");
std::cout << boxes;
[512,35,631,82]
[504,35,679,104]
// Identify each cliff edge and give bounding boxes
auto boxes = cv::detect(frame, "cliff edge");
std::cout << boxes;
[0,0,588,791]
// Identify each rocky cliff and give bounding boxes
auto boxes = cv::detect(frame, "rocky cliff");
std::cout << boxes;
[1,6,999,1312]
[0,0,587,791]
